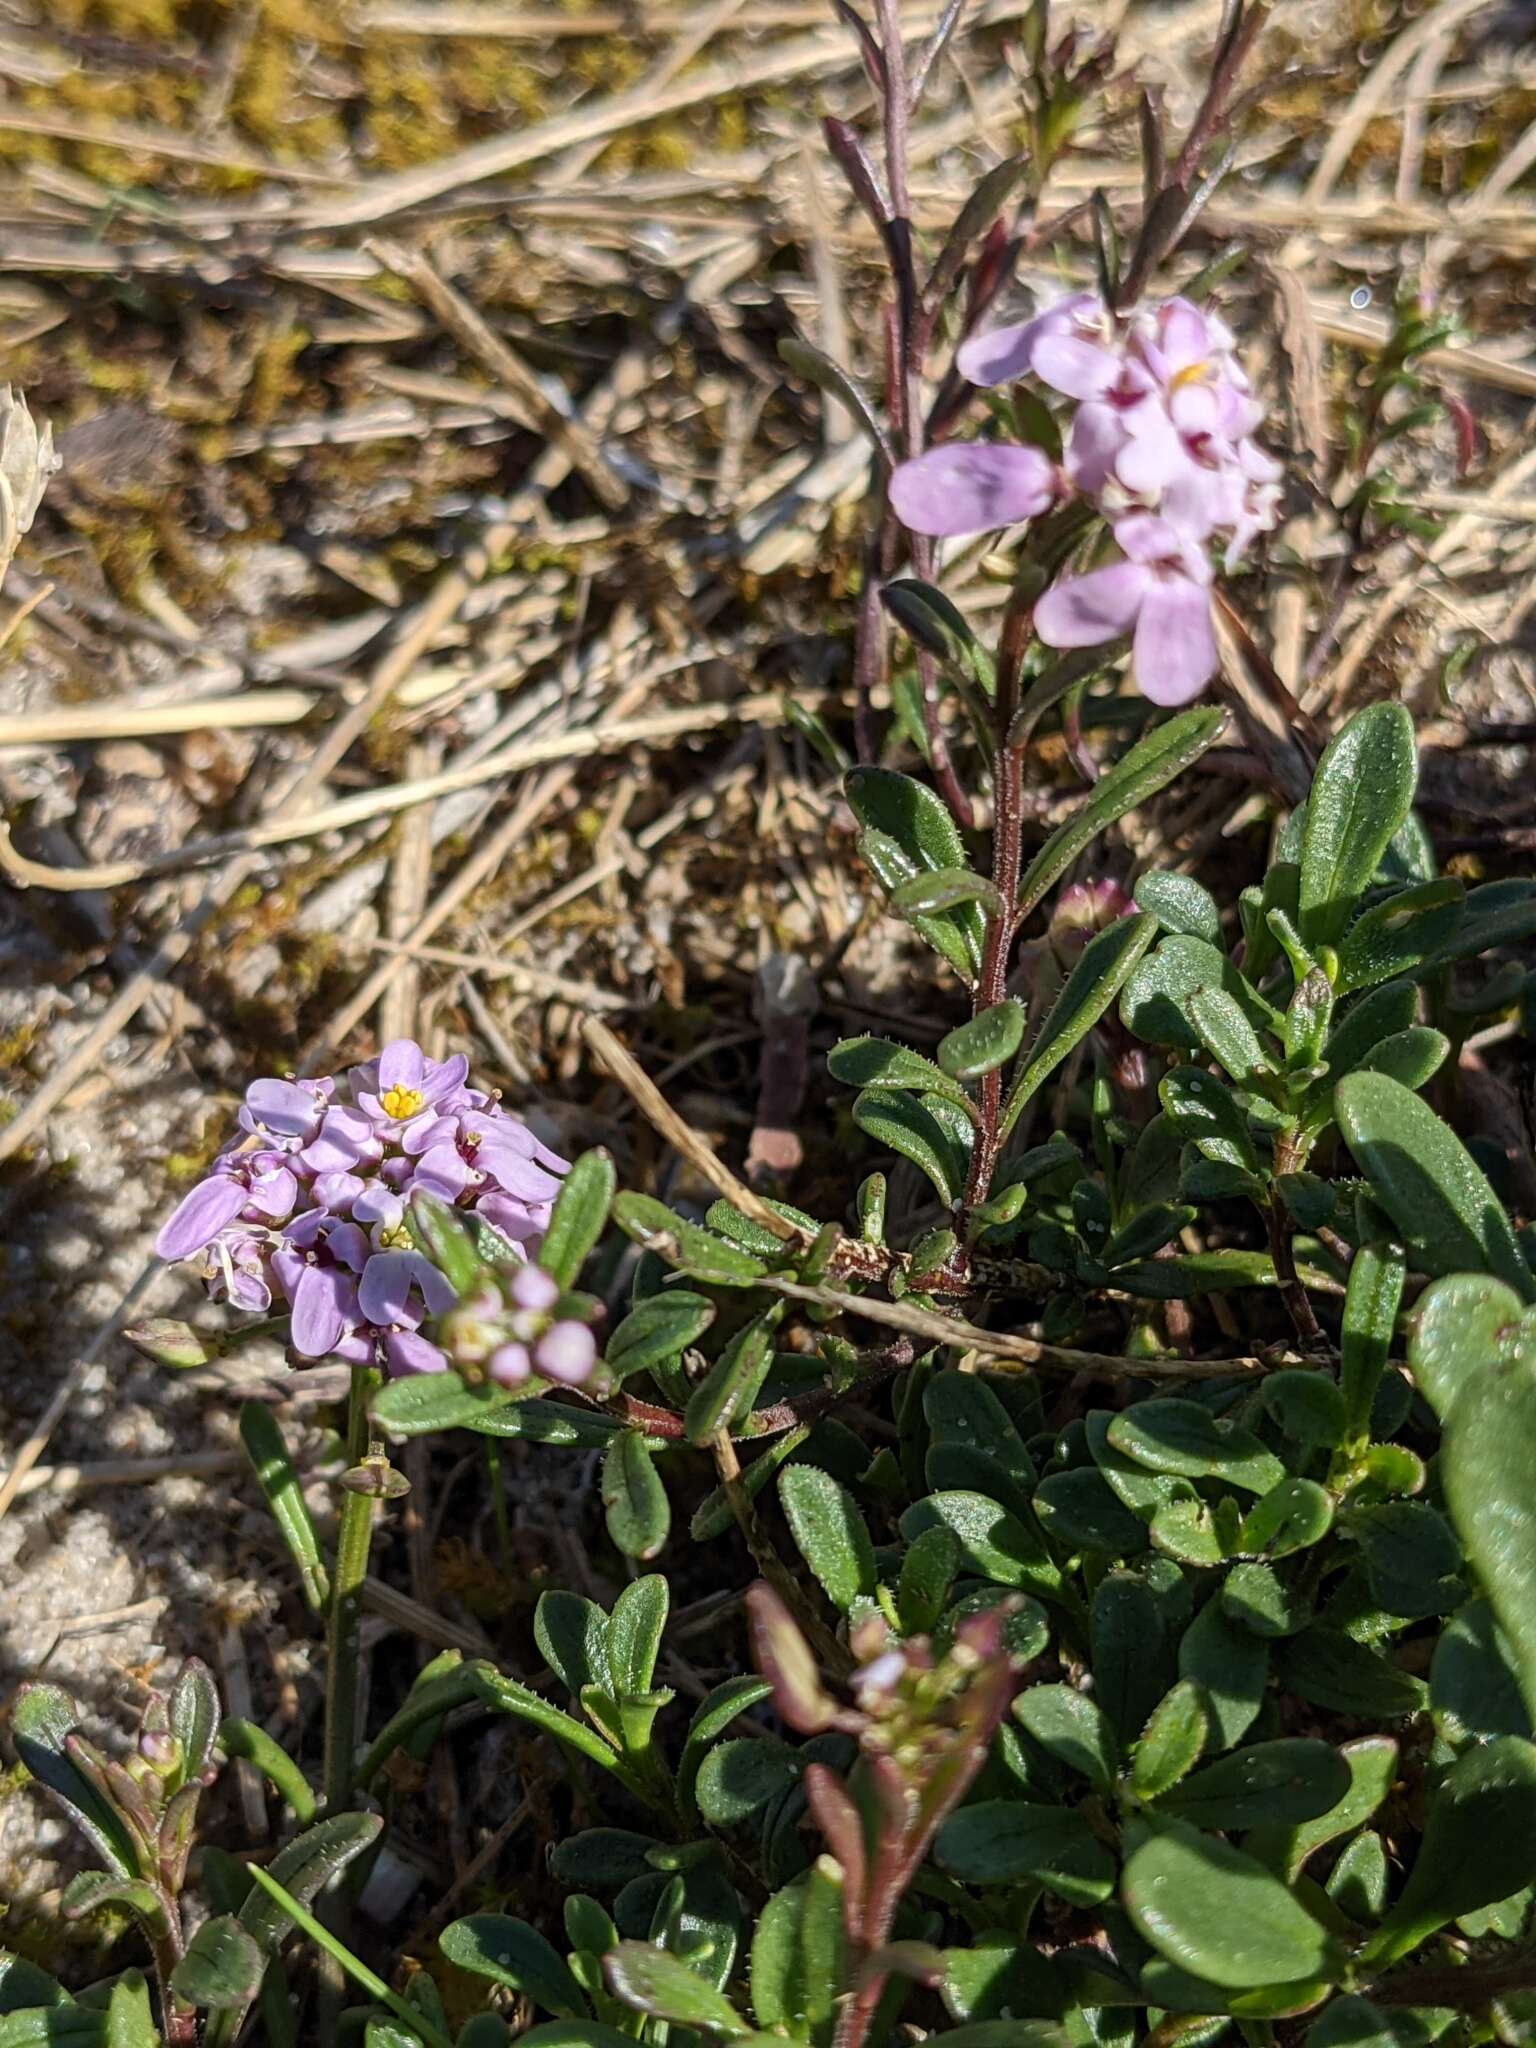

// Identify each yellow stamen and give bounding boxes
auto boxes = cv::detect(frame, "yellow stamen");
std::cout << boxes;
[1171,360,1212,391]
[380,1084,425,1119]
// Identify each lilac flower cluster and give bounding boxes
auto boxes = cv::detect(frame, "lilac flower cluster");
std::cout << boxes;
[155,1039,582,1381]
[890,292,1282,705]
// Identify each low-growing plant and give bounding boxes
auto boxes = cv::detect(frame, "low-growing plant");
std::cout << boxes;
[7,5,1535,2048]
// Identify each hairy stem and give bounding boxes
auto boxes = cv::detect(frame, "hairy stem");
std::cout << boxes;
[322,1366,380,1813]
[961,589,1036,1215]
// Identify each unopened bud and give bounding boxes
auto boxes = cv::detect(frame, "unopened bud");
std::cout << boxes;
[138,1728,181,1774]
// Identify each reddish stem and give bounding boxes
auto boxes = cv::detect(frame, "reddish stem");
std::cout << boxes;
[960,589,1036,1214]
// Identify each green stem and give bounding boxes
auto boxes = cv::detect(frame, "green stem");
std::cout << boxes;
[323,1365,380,1814]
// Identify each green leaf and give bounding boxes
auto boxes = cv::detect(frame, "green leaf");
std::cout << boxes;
[684,1306,781,1446]
[370,1371,520,1441]
[0,1956,70,2017]
[1091,1571,1167,1744]
[1122,932,1281,1054]
[538,1149,616,1288]
[828,1034,967,1102]
[473,1669,632,1777]
[1163,1740,1352,1830]
[605,1941,748,2036]
[601,1434,670,1561]
[1002,912,1159,1135]
[1263,1372,1346,1449]
[924,1374,1037,1487]
[1014,1684,1117,1794]
[939,1001,1026,1082]
[406,1188,487,1294]
[59,1874,170,1941]
[942,1932,1066,2023]
[1108,1400,1284,1496]
[1160,1064,1258,1172]
[516,2030,638,2048]
[611,1193,772,1284]
[882,579,998,698]
[1340,1241,1406,1444]
[1136,871,1223,945]
[238,1403,328,1611]
[1132,1680,1211,1800]
[1409,1271,1536,1421]
[607,1576,669,1700]
[901,1490,1059,1596]
[237,1813,383,1956]
[853,1088,970,1206]
[169,1917,265,2012]
[536,1592,611,1699]
[1432,1600,1532,1746]
[1361,1737,1536,1971]
[1426,876,1536,965]
[1178,1599,1269,1751]
[778,336,889,459]
[8,1687,140,1878]
[1017,707,1226,918]
[927,151,1034,301]
[166,1658,220,1791]
[750,1865,845,2036]
[695,1737,800,1824]
[1443,1346,1536,1727]
[1122,1822,1345,1990]
[861,826,984,981]
[889,866,1006,918]
[899,1525,963,1636]
[1033,1469,1150,1558]
[778,1465,875,1612]
[606,1292,715,1381]
[103,1976,156,2048]
[937,1802,1116,1906]
[458,1397,626,1448]
[1347,1501,1463,1619]
[847,766,985,978]
[1272,1631,1425,1720]
[216,1718,316,1824]
[1336,1072,1534,1297]
[1237,1477,1335,1559]
[439,1917,588,2020]
[1298,703,1417,951]
[1334,878,1464,993]
[1188,986,1272,1085]
[1245,1735,1399,1883]
[678,1678,773,1828]
[1222,1561,1308,1638]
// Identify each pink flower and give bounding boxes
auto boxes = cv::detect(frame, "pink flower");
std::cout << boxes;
[1035,513,1219,706]
[955,291,1106,389]
[155,1036,573,1377]
[888,441,1059,538]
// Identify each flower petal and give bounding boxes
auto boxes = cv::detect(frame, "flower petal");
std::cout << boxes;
[889,443,1057,538]
[1035,561,1152,649]
[377,1039,425,1093]
[290,1264,352,1358]
[156,1174,248,1261]
[1029,332,1121,402]
[359,1250,418,1327]
[244,1078,325,1140]
[385,1330,448,1377]
[1132,574,1218,706]
[955,317,1039,387]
